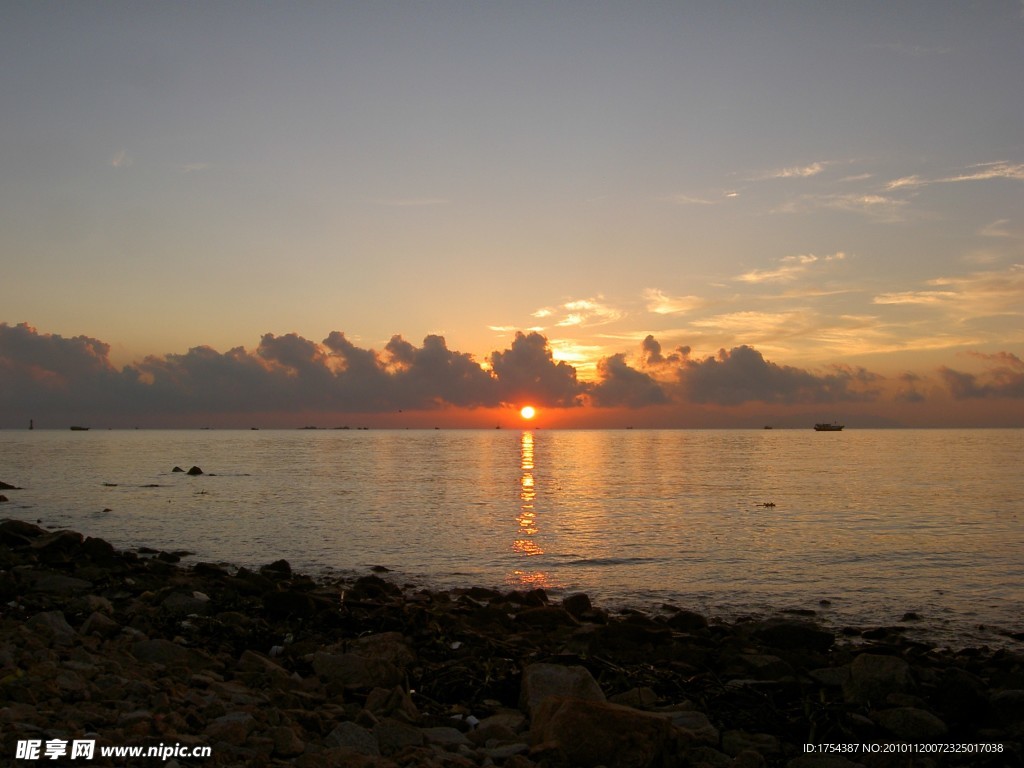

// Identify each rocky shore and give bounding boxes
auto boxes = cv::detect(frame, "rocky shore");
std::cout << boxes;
[1,518,1022,767]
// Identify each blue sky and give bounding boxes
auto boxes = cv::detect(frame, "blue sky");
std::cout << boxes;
[2,1,1022,426]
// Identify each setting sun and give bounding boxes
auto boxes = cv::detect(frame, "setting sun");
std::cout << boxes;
[520,405,536,420]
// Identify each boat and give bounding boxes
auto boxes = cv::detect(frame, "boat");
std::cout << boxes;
[69,426,90,431]
[813,422,844,431]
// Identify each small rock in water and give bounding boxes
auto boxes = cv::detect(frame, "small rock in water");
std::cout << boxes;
[171,466,185,473]
[187,465,204,475]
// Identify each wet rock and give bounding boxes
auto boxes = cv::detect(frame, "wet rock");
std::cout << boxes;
[0,495,7,503]
[530,696,676,768]
[748,618,834,652]
[260,558,292,579]
[186,465,204,475]
[842,653,914,705]
[562,592,592,618]
[665,608,709,632]
[519,662,605,716]
[515,605,578,628]
[30,529,84,562]
[0,481,23,490]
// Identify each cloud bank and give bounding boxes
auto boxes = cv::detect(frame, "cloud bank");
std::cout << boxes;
[1,323,1021,427]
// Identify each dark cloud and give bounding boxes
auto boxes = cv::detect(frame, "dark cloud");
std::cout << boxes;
[939,352,1024,399]
[488,331,585,407]
[0,323,128,413]
[589,353,668,408]
[384,334,500,409]
[894,372,927,403]
[641,340,881,406]
[0,323,584,422]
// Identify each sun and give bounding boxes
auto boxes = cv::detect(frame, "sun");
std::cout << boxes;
[520,405,536,420]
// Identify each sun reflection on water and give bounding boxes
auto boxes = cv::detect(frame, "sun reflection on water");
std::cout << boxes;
[509,430,551,588]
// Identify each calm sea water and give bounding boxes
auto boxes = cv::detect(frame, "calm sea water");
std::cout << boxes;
[1,428,1021,649]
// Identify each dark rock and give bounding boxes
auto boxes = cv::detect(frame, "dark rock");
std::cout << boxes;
[172,466,185,472]
[520,662,605,716]
[871,706,947,740]
[665,608,709,632]
[0,495,7,503]
[30,529,84,559]
[516,605,578,628]
[263,588,316,618]
[260,559,293,579]
[748,618,834,652]
[530,696,676,768]
[25,610,77,645]
[562,592,592,617]
[843,653,914,705]
[991,689,1024,725]
[1,518,44,538]
[186,466,204,475]
[0,481,22,490]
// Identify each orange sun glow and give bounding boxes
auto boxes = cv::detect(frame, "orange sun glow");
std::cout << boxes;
[520,405,536,420]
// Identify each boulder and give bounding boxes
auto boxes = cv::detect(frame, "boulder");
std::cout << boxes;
[843,653,914,705]
[323,722,379,755]
[562,592,592,617]
[871,707,947,740]
[665,609,709,632]
[530,697,676,768]
[186,466,204,475]
[519,662,605,716]
[312,652,402,689]
[748,618,834,652]
[26,610,77,646]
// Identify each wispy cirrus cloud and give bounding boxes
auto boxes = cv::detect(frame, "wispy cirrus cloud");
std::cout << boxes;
[755,161,827,180]
[773,192,908,221]
[886,162,1024,190]
[873,265,1024,325]
[111,150,133,169]
[735,252,846,284]
[530,297,624,329]
[644,288,704,315]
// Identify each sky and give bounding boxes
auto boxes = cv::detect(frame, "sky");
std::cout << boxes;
[2,1,1023,428]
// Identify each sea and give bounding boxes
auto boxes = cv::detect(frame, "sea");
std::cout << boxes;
[2,428,1021,650]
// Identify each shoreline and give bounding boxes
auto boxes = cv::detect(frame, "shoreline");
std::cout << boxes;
[2,519,1022,767]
